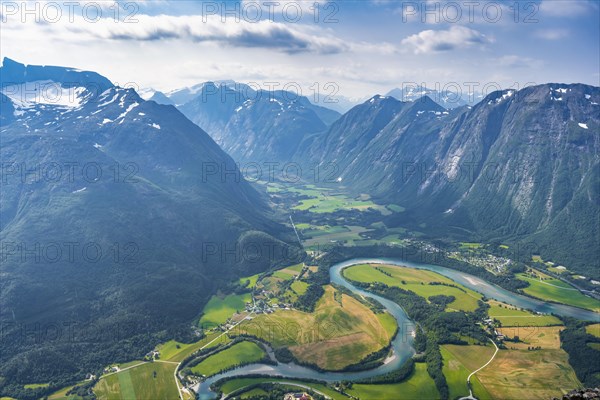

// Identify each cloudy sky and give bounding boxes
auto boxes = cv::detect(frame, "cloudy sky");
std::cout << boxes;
[1,0,598,99]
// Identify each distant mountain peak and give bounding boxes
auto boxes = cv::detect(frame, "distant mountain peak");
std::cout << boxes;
[366,94,400,106]
[387,85,480,109]
[0,58,113,93]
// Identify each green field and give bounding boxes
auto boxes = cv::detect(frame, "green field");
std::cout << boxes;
[23,383,50,389]
[47,384,85,400]
[441,344,494,400]
[376,312,398,337]
[272,270,296,280]
[199,293,251,327]
[347,363,439,399]
[487,300,562,327]
[239,273,261,289]
[586,323,600,338]
[218,378,349,400]
[343,264,482,312]
[94,362,179,400]
[304,225,371,248]
[156,332,231,362]
[190,341,266,377]
[460,242,484,249]
[517,273,600,312]
[291,280,309,295]
[239,388,269,398]
[293,196,375,213]
[301,225,351,238]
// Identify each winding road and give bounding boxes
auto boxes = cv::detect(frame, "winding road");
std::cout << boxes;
[459,338,499,400]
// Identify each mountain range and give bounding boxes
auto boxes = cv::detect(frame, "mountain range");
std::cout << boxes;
[301,86,599,278]
[148,82,341,163]
[0,58,298,386]
[386,85,483,109]
[142,79,599,279]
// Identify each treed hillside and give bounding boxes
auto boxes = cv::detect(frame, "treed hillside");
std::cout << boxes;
[0,58,299,391]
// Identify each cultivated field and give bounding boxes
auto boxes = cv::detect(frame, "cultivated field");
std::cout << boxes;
[586,323,600,338]
[235,285,396,370]
[498,326,563,350]
[94,362,179,400]
[190,341,266,377]
[487,300,562,327]
[475,348,581,399]
[199,293,252,327]
[218,377,349,400]
[343,264,483,312]
[347,363,439,399]
[517,272,600,313]
[441,344,495,400]
[156,332,232,362]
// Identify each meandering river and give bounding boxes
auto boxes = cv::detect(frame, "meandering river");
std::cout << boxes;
[196,258,600,399]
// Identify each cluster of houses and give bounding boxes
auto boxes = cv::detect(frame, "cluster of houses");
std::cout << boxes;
[284,393,313,400]
[482,318,505,341]
[245,297,292,315]
[144,350,160,361]
[448,251,512,274]
[103,365,120,374]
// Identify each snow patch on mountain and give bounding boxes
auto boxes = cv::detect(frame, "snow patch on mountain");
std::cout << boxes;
[1,80,88,109]
[117,102,139,120]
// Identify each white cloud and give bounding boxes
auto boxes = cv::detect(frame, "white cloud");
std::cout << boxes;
[539,0,593,17]
[534,29,570,40]
[2,12,350,55]
[401,26,493,54]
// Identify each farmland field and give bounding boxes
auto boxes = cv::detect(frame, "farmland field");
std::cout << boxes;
[303,225,371,248]
[199,293,252,327]
[497,326,563,350]
[347,363,439,399]
[343,264,482,312]
[47,387,82,400]
[291,280,309,295]
[239,273,261,289]
[23,383,49,389]
[441,344,495,400]
[475,348,581,399]
[190,341,266,377]
[94,362,179,400]
[217,377,349,400]
[47,383,88,400]
[235,285,395,370]
[293,195,377,214]
[487,300,562,327]
[517,273,600,312]
[586,323,600,338]
[300,225,351,238]
[156,332,231,362]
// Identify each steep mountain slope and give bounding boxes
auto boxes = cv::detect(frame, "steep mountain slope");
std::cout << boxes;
[298,95,452,184]
[0,59,297,391]
[301,85,600,277]
[177,83,341,163]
